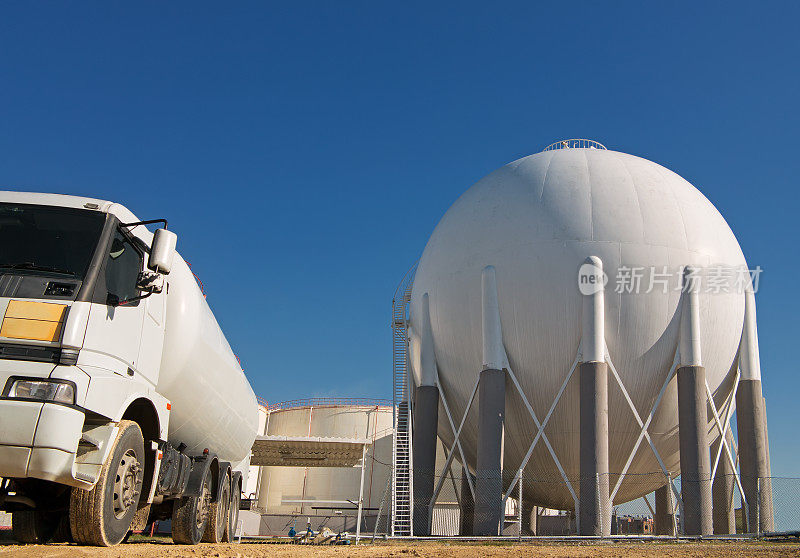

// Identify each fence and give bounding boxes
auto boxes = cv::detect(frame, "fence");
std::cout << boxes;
[373,468,800,538]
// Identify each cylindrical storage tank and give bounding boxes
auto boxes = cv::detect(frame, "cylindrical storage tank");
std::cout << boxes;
[254,400,393,518]
[409,142,747,509]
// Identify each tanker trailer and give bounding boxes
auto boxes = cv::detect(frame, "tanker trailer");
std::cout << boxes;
[0,192,258,546]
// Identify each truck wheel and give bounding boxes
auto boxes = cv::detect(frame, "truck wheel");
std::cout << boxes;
[171,466,212,545]
[202,472,230,542]
[222,483,240,542]
[69,420,145,546]
[11,510,60,544]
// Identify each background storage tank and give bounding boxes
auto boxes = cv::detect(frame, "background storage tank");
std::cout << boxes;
[252,400,393,520]
[408,142,747,510]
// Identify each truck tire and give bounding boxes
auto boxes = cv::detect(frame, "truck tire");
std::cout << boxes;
[171,466,212,545]
[202,471,230,542]
[69,420,145,546]
[11,510,60,544]
[222,483,240,542]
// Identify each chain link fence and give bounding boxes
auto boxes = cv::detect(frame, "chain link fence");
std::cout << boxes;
[374,468,800,538]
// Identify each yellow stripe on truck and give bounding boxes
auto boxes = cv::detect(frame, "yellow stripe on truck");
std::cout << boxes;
[0,301,68,342]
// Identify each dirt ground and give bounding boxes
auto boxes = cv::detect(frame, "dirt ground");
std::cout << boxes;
[2,539,800,558]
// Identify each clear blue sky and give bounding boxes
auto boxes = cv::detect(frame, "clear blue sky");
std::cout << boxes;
[1,3,798,474]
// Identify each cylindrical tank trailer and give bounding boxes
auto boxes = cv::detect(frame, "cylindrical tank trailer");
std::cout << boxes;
[407,141,771,535]
[157,248,258,464]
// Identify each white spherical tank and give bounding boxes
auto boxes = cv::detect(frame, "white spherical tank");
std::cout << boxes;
[409,143,746,509]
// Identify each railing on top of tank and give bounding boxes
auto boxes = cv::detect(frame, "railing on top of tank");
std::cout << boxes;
[259,397,393,411]
[542,139,607,151]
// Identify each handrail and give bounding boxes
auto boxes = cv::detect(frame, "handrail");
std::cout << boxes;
[542,139,607,152]
[259,397,393,411]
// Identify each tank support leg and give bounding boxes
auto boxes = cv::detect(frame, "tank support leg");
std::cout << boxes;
[579,361,610,535]
[413,292,442,535]
[412,384,439,536]
[736,286,774,533]
[522,500,537,536]
[578,256,610,536]
[677,364,713,535]
[654,484,677,536]
[460,465,475,535]
[474,367,505,536]
[736,380,773,532]
[676,266,712,536]
[712,430,736,534]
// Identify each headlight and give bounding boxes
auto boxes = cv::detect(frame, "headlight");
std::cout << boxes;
[5,379,75,405]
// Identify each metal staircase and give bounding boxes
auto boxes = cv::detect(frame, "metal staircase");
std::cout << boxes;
[391,264,416,537]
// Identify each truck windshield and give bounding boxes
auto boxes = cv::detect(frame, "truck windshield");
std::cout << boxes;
[0,203,106,279]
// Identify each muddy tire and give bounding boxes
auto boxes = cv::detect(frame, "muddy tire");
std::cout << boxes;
[202,472,230,542]
[171,466,212,545]
[69,420,145,546]
[11,510,60,544]
[222,481,240,542]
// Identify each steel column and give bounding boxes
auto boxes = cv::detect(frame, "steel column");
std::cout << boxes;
[654,483,677,536]
[578,256,610,536]
[712,430,736,534]
[473,368,505,535]
[460,465,475,535]
[412,384,439,535]
[736,286,774,533]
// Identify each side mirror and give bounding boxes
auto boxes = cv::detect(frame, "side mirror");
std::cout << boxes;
[149,228,177,274]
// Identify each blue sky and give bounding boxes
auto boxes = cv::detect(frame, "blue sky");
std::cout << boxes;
[1,3,798,475]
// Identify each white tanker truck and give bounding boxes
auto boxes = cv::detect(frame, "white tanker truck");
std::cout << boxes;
[0,192,259,546]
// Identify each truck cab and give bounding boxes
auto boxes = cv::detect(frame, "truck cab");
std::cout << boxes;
[0,192,246,546]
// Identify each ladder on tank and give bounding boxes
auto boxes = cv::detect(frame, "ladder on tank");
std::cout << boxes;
[391,264,416,537]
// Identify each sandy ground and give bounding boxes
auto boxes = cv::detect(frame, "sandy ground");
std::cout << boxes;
[1,539,800,558]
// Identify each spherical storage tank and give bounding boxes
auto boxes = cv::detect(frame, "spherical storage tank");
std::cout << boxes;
[408,141,747,509]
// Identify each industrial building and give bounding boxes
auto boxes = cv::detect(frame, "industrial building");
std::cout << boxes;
[390,140,774,538]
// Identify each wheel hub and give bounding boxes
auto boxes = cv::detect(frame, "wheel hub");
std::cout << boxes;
[113,449,141,519]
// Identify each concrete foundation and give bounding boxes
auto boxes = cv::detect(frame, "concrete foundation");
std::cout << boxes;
[235,512,378,537]
[473,368,505,536]
[654,484,676,536]
[412,384,439,536]
[578,361,610,536]
[712,430,736,534]
[677,364,712,535]
[736,379,774,532]
[460,466,474,535]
